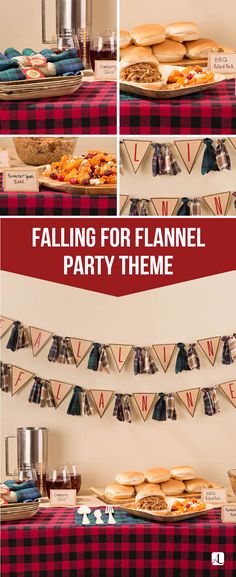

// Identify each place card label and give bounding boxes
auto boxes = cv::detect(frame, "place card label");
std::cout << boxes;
[221,504,236,523]
[201,488,227,504]
[3,168,39,192]
[0,149,10,170]
[50,489,76,507]
[95,60,117,81]
[208,53,236,74]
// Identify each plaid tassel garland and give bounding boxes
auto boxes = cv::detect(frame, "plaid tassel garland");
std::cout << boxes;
[129,198,140,216]
[17,324,29,349]
[0,362,11,392]
[113,394,125,421]
[88,343,101,371]
[152,393,166,421]
[229,334,236,361]
[152,144,163,176]
[48,336,62,362]
[167,393,177,421]
[123,395,132,423]
[202,387,220,416]
[190,198,201,216]
[40,380,55,408]
[140,199,149,216]
[58,338,75,365]
[133,347,145,375]
[67,386,83,416]
[81,391,94,416]
[201,138,219,175]
[177,197,190,216]
[98,345,110,373]
[152,144,181,176]
[187,343,200,370]
[28,378,43,404]
[175,343,190,374]
[6,321,20,351]
[222,336,233,365]
[215,139,231,171]
[143,348,158,374]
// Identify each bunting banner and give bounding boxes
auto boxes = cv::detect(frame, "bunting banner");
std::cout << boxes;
[176,388,201,417]
[11,365,35,396]
[197,337,221,366]
[229,138,236,151]
[110,345,133,372]
[218,380,236,408]
[0,316,13,338]
[203,192,231,216]
[69,338,92,367]
[90,389,115,417]
[133,393,156,421]
[120,195,129,214]
[123,140,151,173]
[174,140,202,173]
[151,198,179,217]
[50,380,73,408]
[30,326,52,357]
[152,344,176,373]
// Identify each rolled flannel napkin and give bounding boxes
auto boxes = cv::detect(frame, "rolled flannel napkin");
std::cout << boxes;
[129,198,140,216]
[81,391,94,416]
[88,343,101,371]
[0,59,19,72]
[48,335,62,362]
[202,387,220,416]
[201,138,219,175]
[57,337,75,364]
[40,48,78,62]
[0,52,8,60]
[133,347,144,375]
[4,479,36,491]
[177,197,190,216]
[0,68,25,82]
[229,334,236,361]
[67,386,83,416]
[123,395,132,423]
[187,344,200,370]
[215,139,231,171]
[98,345,110,373]
[22,48,38,56]
[140,199,149,216]
[4,47,21,59]
[222,336,233,365]
[152,393,166,421]
[175,342,190,374]
[0,362,11,392]
[143,348,158,374]
[190,198,201,216]
[166,393,177,421]
[40,58,84,77]
[6,321,29,351]
[113,394,125,421]
[6,487,41,503]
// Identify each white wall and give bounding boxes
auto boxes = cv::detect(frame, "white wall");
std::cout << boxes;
[120,0,236,46]
[1,270,236,491]
[120,137,236,216]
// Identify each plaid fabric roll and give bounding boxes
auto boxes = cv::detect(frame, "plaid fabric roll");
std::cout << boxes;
[124,395,132,423]
[41,58,84,77]
[143,348,158,374]
[4,48,21,59]
[152,144,163,176]
[215,139,231,171]
[17,325,29,349]
[40,380,55,408]
[175,342,190,374]
[201,138,219,175]
[57,338,75,364]
[140,199,149,216]
[88,343,101,371]
[6,321,21,351]
[129,198,140,216]
[0,52,8,60]
[28,378,42,404]
[202,387,220,416]
[4,479,36,491]
[98,345,110,373]
[133,347,144,375]
[177,198,190,216]
[0,362,11,392]
[67,386,83,416]
[48,336,62,362]
[0,59,19,72]
[229,334,236,361]
[22,48,38,56]
[113,394,125,421]
[81,391,94,416]
[187,344,200,370]
[167,393,177,421]
[152,393,166,421]
[163,144,181,175]
[221,336,233,365]
[40,48,79,63]
[190,198,201,216]
[0,68,25,82]
[13,486,41,503]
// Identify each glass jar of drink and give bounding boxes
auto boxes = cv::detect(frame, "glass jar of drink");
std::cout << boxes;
[90,34,117,73]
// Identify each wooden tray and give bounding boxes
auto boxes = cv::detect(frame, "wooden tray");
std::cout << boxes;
[0,74,83,101]
[39,172,117,196]
[90,487,202,506]
[123,503,215,523]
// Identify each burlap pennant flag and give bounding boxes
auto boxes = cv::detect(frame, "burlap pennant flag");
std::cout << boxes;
[203,192,231,216]
[123,140,151,173]
[0,316,13,338]
[219,381,236,408]
[197,337,220,366]
[90,390,114,417]
[30,327,52,357]
[70,338,92,367]
[177,388,200,417]
[120,195,129,214]
[229,138,236,151]
[174,140,202,173]
[152,344,176,372]
[12,365,34,395]
[50,380,73,408]
[133,393,156,421]
[151,198,179,217]
[110,345,132,372]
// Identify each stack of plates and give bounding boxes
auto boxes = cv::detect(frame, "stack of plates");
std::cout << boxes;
[0,500,40,522]
[0,73,83,101]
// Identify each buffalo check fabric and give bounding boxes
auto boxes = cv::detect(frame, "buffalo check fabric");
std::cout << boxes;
[0,81,117,134]
[1,507,236,577]
[120,80,236,135]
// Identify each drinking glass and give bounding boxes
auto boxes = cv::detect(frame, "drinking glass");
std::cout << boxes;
[46,465,71,498]
[90,34,117,72]
[68,464,82,494]
[13,467,37,484]
[228,469,236,496]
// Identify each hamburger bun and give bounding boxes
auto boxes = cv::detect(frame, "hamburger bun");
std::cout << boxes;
[170,466,196,481]
[135,485,165,502]
[120,47,157,69]
[165,22,200,43]
[161,479,185,495]
[218,44,236,53]
[135,481,160,492]
[152,39,186,62]
[184,38,219,59]
[120,45,138,60]
[145,467,170,483]
[105,483,135,501]
[120,29,132,49]
[131,24,166,46]
[184,478,210,493]
[115,471,145,486]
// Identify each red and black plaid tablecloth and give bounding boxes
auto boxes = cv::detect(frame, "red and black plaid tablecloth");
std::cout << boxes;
[120,80,236,135]
[0,82,117,135]
[1,507,236,577]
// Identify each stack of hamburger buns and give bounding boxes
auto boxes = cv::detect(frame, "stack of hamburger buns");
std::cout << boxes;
[105,466,220,502]
[120,21,235,66]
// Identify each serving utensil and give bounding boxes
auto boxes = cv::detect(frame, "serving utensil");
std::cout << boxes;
[77,505,91,525]
[94,509,104,524]
[105,505,116,524]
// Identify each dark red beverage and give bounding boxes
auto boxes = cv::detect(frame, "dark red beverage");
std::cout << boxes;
[70,474,82,494]
[90,47,117,72]
[46,477,71,498]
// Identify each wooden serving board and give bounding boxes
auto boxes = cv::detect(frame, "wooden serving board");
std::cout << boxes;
[90,487,201,506]
[164,58,208,67]
[123,504,215,523]
[39,173,117,196]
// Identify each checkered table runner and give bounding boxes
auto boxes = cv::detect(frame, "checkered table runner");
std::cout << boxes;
[0,82,117,135]
[120,80,236,135]
[0,175,116,216]
[1,507,236,577]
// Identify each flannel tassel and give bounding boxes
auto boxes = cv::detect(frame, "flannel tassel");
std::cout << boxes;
[152,393,166,421]
[175,343,190,374]
[58,337,75,364]
[48,336,62,362]
[6,321,29,351]
[0,362,11,392]
[87,343,101,371]
[81,391,94,416]
[113,394,125,421]
[152,143,163,176]
[39,380,55,408]
[163,144,181,175]
[98,345,110,373]
[143,348,158,374]
[222,336,233,365]
[215,139,231,171]
[190,198,201,216]
[67,386,83,416]
[229,334,236,361]
[187,343,200,370]
[177,197,190,216]
[133,347,145,375]
[129,198,140,216]
[202,387,220,416]
[140,199,149,216]
[28,377,43,404]
[201,138,219,175]
[167,393,177,420]
[123,394,132,423]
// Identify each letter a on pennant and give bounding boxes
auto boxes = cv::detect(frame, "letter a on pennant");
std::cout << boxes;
[90,390,114,417]
[110,345,132,372]
[219,381,236,408]
[12,366,34,395]
[152,344,176,372]
[133,393,156,421]
[50,381,73,408]
[197,337,220,366]
[30,327,52,357]
[177,388,200,417]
